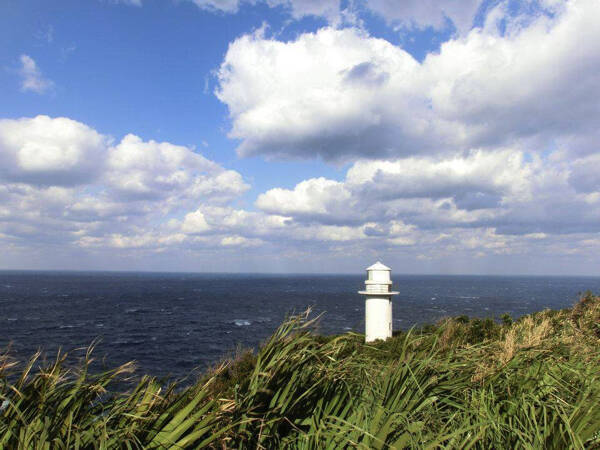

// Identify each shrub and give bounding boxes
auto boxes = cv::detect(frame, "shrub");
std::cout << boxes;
[2,295,600,448]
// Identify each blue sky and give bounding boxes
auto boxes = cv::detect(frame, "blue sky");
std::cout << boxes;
[1,0,599,274]
[2,0,337,193]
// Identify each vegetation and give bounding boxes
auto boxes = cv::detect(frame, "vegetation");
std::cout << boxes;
[2,292,600,448]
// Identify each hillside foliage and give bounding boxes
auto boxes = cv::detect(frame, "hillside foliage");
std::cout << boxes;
[2,292,600,448]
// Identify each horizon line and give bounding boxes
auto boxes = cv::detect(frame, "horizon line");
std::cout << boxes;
[0,268,599,278]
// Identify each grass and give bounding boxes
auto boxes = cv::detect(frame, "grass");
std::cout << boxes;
[2,292,600,448]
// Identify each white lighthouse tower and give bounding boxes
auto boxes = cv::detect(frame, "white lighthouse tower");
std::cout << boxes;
[358,262,399,342]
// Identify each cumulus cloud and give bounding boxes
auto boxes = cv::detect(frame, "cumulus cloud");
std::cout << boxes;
[345,150,532,206]
[3,117,593,266]
[2,118,599,270]
[256,177,353,222]
[18,55,54,94]
[181,210,211,234]
[4,1,600,272]
[0,116,250,255]
[256,148,600,237]
[216,0,600,162]
[105,134,247,203]
[0,116,108,186]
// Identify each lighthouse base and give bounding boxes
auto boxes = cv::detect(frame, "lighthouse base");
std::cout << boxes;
[365,297,392,342]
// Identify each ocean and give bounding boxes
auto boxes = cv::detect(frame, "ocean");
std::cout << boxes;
[1,271,599,379]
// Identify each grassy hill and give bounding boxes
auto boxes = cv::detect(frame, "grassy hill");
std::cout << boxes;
[2,292,600,448]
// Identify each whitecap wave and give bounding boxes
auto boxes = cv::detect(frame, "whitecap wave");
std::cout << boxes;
[232,319,251,326]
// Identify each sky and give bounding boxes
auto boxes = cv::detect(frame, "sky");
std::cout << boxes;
[0,0,599,275]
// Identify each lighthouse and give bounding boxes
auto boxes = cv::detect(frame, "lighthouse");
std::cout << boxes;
[358,262,399,342]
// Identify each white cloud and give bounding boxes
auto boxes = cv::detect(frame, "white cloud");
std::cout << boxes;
[78,231,186,249]
[180,0,481,32]
[255,148,600,237]
[1,120,599,271]
[114,0,486,33]
[3,0,600,272]
[366,0,483,33]
[190,0,341,20]
[105,134,248,203]
[0,116,108,186]
[183,205,289,237]
[256,150,533,225]
[0,116,250,254]
[216,0,600,162]
[0,116,250,207]
[181,210,211,234]
[346,150,532,202]
[268,0,340,22]
[221,235,263,247]
[217,27,422,161]
[18,55,54,94]
[256,177,352,220]
[192,0,240,13]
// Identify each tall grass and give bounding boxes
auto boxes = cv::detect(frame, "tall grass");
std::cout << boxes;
[2,293,600,448]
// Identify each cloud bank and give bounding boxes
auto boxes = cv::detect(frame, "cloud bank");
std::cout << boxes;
[1,113,599,272]
[0,116,249,255]
[216,0,598,162]
[3,0,600,273]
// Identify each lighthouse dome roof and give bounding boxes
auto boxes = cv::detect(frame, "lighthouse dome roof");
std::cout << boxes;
[366,261,391,271]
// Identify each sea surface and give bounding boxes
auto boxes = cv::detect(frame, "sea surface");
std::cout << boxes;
[1,271,600,379]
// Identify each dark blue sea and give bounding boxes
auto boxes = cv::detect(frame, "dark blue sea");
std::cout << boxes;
[1,271,599,379]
